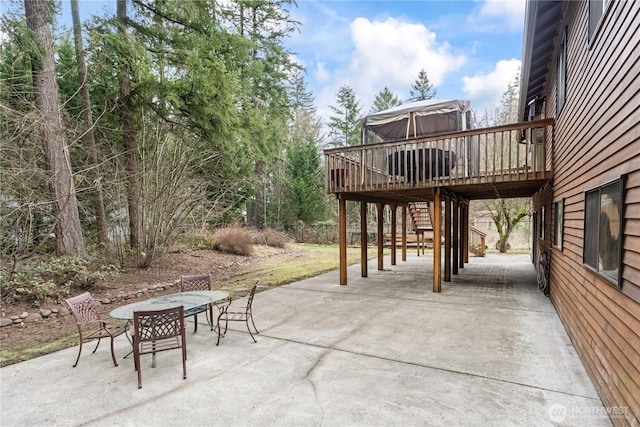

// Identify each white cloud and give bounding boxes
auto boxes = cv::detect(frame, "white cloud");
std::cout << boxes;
[315,16,466,118]
[462,58,521,113]
[471,0,526,32]
[315,62,331,84]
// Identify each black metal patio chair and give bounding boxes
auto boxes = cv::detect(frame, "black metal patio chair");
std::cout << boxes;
[216,280,260,346]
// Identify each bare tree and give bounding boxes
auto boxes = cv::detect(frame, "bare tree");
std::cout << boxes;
[24,0,85,256]
[71,0,108,244]
[484,199,530,252]
[479,72,531,253]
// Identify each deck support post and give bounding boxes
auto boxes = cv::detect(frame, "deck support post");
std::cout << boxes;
[463,203,469,264]
[391,204,397,266]
[453,199,459,275]
[459,202,465,269]
[376,203,384,271]
[360,201,368,278]
[402,206,407,261]
[444,196,451,282]
[339,195,347,285]
[433,189,442,292]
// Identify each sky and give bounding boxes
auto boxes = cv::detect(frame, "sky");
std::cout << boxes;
[286,0,525,120]
[48,0,526,122]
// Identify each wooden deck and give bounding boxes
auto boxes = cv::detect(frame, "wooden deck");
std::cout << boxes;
[325,119,554,203]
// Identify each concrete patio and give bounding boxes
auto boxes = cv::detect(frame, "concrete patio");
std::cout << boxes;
[0,253,611,426]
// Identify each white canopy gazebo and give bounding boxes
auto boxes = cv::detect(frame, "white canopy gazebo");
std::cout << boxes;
[361,99,475,144]
[361,99,479,178]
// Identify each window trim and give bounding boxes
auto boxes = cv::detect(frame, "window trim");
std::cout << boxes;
[582,176,625,288]
[553,198,564,250]
[588,0,612,46]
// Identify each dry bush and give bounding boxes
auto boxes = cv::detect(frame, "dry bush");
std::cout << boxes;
[214,226,254,256]
[251,228,290,248]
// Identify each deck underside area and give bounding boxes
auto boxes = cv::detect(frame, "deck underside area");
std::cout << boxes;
[326,119,556,289]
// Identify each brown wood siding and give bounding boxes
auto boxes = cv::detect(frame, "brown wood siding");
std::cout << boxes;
[542,1,640,425]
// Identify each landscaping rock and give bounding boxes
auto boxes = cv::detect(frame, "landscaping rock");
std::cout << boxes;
[25,313,42,323]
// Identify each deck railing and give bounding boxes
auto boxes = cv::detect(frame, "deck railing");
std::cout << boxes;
[325,119,554,193]
[468,226,487,257]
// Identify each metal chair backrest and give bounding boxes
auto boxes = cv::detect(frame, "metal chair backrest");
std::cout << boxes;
[180,274,211,292]
[179,274,213,333]
[64,291,125,367]
[133,306,185,348]
[215,280,260,346]
[244,283,258,314]
[65,291,101,327]
[132,305,187,388]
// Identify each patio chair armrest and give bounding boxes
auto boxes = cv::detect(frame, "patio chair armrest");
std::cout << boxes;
[217,299,234,314]
[80,319,108,328]
[106,323,128,337]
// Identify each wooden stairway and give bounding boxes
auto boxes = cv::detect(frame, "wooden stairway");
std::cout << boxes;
[408,202,486,257]
[408,202,434,249]
[409,202,434,232]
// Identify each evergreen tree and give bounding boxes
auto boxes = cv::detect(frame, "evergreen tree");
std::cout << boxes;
[70,0,108,245]
[290,69,316,114]
[409,69,437,101]
[283,129,328,224]
[220,0,300,228]
[282,72,327,224]
[265,70,327,227]
[370,86,402,113]
[24,0,86,256]
[1,0,308,264]
[0,10,52,255]
[328,84,362,147]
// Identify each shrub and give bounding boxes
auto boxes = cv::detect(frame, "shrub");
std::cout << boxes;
[0,256,118,307]
[251,228,290,248]
[182,231,217,250]
[214,226,254,256]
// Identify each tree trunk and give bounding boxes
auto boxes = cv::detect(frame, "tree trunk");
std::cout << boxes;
[71,0,109,245]
[117,0,141,252]
[497,235,511,253]
[24,0,85,256]
[252,162,262,228]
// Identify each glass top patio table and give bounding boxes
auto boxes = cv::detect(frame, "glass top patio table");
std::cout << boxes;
[109,290,229,320]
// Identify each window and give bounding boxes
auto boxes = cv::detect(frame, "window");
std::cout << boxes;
[584,177,624,286]
[589,0,610,42]
[553,199,564,250]
[556,27,567,116]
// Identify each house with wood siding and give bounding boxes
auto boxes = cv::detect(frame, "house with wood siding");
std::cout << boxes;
[323,1,638,425]
[521,1,639,425]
